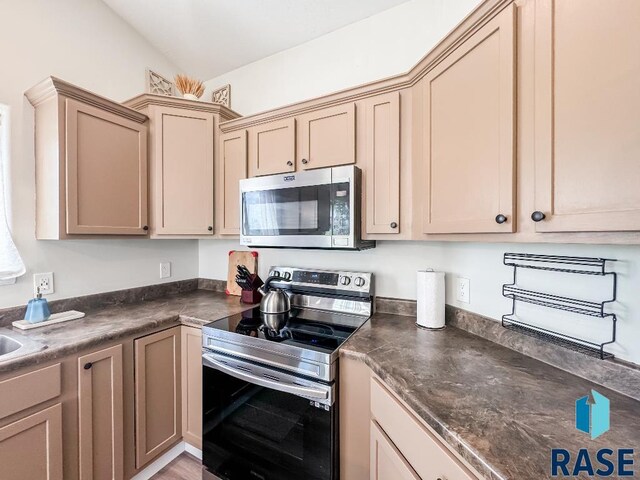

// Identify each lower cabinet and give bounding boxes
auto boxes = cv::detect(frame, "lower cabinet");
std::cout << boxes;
[181,326,203,448]
[370,378,477,480]
[0,404,64,480]
[370,421,419,480]
[340,356,480,480]
[134,327,182,469]
[78,344,124,480]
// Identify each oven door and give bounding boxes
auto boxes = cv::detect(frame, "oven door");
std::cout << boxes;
[239,167,354,249]
[202,351,337,480]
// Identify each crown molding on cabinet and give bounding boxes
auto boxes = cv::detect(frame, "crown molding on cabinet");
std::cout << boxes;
[219,0,515,132]
[25,76,148,124]
[123,93,241,122]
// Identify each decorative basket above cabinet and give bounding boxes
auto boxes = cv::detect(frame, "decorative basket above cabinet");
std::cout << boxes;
[26,77,149,239]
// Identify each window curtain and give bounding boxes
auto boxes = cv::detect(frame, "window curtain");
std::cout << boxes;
[0,106,25,281]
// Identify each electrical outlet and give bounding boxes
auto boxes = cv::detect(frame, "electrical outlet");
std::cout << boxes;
[33,272,54,295]
[457,277,470,304]
[160,262,171,279]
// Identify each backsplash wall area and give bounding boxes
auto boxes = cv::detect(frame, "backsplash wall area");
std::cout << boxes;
[0,0,198,308]
[199,240,640,365]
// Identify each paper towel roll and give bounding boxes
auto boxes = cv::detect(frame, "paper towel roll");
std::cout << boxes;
[416,270,445,329]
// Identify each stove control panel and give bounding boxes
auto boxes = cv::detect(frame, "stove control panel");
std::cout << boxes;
[268,267,373,296]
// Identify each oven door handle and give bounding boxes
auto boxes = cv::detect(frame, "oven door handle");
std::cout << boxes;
[203,353,329,401]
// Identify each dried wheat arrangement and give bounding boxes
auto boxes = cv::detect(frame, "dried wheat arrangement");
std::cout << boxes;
[174,74,205,98]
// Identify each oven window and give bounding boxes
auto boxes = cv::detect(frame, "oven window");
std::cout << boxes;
[202,367,334,480]
[242,184,332,236]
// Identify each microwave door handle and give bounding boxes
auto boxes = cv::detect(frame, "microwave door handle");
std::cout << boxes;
[203,354,329,401]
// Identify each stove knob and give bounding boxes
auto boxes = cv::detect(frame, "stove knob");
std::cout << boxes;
[272,270,280,278]
[340,276,351,286]
[354,277,366,287]
[283,272,291,280]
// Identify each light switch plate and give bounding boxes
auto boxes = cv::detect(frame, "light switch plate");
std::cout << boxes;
[160,262,171,279]
[457,277,470,304]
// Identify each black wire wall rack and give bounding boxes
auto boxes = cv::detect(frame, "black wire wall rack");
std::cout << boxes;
[502,253,617,360]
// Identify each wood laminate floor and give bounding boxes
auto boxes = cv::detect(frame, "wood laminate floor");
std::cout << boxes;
[151,452,202,479]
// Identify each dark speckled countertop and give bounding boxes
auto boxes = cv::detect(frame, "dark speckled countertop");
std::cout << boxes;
[341,313,640,480]
[3,291,639,480]
[0,290,252,374]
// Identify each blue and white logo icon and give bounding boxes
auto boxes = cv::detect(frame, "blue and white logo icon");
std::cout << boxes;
[576,389,610,440]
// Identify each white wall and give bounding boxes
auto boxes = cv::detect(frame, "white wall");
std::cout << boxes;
[0,0,198,308]
[201,0,640,365]
[204,0,482,115]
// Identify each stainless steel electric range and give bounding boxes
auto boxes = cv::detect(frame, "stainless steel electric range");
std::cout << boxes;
[201,266,374,480]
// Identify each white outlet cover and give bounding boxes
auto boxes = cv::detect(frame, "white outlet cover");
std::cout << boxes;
[33,272,54,295]
[457,277,470,304]
[160,262,171,279]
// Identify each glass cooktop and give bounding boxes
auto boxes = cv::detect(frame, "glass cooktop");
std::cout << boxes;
[204,307,368,354]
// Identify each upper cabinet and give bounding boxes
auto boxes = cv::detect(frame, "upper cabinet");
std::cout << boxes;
[150,107,214,236]
[218,130,248,235]
[421,4,516,234]
[249,118,296,176]
[26,77,149,239]
[532,0,640,233]
[298,103,356,170]
[124,94,240,237]
[361,93,401,235]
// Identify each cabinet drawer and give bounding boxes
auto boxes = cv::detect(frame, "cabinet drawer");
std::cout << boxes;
[0,364,61,420]
[370,377,477,480]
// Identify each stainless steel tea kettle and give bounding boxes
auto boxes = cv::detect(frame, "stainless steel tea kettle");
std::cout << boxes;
[258,275,292,314]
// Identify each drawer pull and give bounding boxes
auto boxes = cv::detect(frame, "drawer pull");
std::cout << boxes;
[495,214,507,224]
[286,161,293,167]
[390,222,398,229]
[301,158,309,165]
[531,211,546,222]
[84,362,93,370]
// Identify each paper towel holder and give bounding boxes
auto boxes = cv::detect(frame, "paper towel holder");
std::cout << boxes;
[416,269,446,331]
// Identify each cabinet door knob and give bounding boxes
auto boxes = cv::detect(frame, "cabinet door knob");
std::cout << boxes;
[390,222,398,229]
[495,214,507,224]
[208,226,213,231]
[84,362,92,370]
[143,225,149,231]
[286,161,293,167]
[301,158,309,165]
[531,211,546,222]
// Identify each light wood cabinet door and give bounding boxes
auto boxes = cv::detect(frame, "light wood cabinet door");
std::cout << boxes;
[78,345,124,480]
[249,118,296,176]
[422,4,515,234]
[362,92,401,234]
[181,326,202,449]
[0,404,63,480]
[134,327,181,469]
[533,0,640,232]
[370,421,419,480]
[219,130,247,235]
[152,107,215,235]
[298,103,356,170]
[66,98,148,235]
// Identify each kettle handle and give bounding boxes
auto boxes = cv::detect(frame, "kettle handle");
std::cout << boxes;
[258,275,291,295]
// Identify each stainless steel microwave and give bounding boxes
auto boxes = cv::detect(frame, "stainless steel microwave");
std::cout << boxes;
[239,166,375,250]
